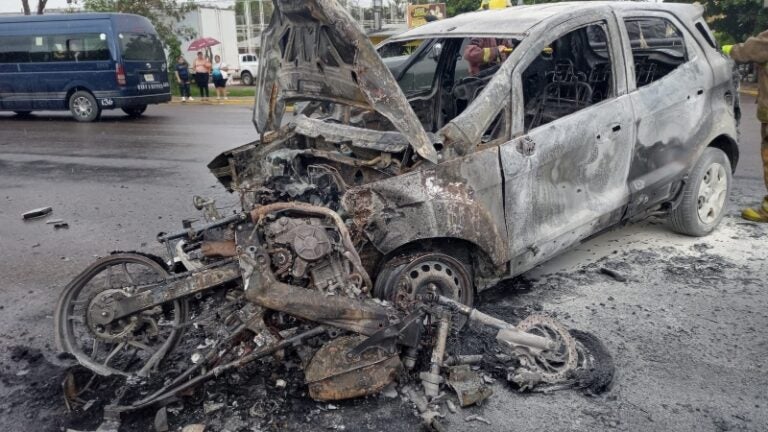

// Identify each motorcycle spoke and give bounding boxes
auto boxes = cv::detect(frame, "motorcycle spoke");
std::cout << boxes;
[104,342,126,366]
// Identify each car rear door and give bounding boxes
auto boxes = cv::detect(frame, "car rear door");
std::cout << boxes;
[617,12,714,216]
[500,15,634,274]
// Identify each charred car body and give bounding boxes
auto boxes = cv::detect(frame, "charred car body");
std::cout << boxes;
[54,1,738,428]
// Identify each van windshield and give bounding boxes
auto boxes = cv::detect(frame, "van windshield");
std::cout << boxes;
[119,33,165,61]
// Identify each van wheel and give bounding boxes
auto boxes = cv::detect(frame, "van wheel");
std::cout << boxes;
[69,91,100,122]
[668,147,732,237]
[374,251,474,327]
[14,111,32,117]
[122,105,147,117]
[240,71,253,86]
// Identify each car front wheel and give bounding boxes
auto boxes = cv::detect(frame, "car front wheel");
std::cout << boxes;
[69,91,101,122]
[668,147,732,237]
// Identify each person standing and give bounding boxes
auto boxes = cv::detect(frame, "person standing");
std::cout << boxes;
[174,55,192,102]
[724,33,768,222]
[212,54,229,103]
[193,51,211,102]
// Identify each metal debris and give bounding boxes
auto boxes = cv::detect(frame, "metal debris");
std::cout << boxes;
[446,365,493,408]
[22,206,52,220]
[464,415,491,425]
[599,267,627,283]
[154,407,169,432]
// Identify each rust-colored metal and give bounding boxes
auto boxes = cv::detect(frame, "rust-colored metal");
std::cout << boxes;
[250,202,372,290]
[201,240,237,258]
[305,335,402,401]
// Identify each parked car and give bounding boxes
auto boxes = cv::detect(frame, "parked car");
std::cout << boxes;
[0,13,171,121]
[208,1,739,307]
[234,53,258,86]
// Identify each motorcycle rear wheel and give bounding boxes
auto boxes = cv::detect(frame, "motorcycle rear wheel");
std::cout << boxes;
[54,253,188,377]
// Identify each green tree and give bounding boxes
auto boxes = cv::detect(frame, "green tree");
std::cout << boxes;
[446,0,479,16]
[20,0,49,15]
[81,0,197,86]
[690,0,768,44]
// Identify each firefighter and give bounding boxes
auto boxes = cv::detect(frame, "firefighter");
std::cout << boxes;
[464,37,511,76]
[723,33,768,222]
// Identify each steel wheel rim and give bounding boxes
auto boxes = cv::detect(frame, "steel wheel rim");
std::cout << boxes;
[697,162,727,225]
[57,256,183,377]
[393,254,472,310]
[73,96,93,118]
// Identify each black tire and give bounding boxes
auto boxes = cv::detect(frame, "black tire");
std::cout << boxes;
[14,110,32,117]
[54,253,187,377]
[241,71,254,86]
[68,90,101,122]
[122,105,147,117]
[668,147,732,236]
[374,250,474,326]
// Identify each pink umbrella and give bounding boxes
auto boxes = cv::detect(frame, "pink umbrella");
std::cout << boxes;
[187,37,221,51]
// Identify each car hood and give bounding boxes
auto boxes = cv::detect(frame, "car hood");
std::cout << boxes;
[253,0,438,163]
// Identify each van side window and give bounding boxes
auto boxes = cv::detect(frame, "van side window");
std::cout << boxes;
[0,33,110,63]
[522,23,614,131]
[623,18,687,87]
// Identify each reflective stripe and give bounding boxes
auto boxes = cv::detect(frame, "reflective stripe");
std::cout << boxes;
[482,47,492,63]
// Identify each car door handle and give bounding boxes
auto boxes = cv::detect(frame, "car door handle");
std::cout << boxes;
[696,88,704,95]
[611,124,621,133]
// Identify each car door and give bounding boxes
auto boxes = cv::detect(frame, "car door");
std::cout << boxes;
[618,13,714,216]
[500,15,634,274]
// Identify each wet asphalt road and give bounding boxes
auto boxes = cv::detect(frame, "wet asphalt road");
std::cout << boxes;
[1,98,767,431]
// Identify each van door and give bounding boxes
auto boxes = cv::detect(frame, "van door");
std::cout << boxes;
[0,35,32,111]
[500,18,633,274]
[116,32,169,98]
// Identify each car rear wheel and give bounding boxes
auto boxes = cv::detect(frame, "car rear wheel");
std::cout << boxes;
[122,105,147,117]
[69,91,101,122]
[240,71,253,86]
[668,147,732,237]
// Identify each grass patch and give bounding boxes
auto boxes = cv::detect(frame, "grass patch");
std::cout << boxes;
[171,85,255,97]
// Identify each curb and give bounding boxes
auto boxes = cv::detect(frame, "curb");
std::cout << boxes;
[170,98,253,106]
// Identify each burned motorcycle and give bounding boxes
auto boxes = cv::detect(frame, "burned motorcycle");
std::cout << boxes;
[54,200,605,429]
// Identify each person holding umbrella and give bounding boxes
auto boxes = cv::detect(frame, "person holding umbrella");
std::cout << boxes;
[193,51,211,102]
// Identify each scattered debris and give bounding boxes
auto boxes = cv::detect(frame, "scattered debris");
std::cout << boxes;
[599,267,627,282]
[446,365,493,408]
[46,219,65,225]
[181,425,205,432]
[445,400,458,414]
[22,206,52,220]
[203,402,224,415]
[54,222,70,230]
[275,379,287,389]
[464,415,491,425]
[154,407,169,432]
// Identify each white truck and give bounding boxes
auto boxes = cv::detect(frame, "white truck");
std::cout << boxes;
[234,53,258,86]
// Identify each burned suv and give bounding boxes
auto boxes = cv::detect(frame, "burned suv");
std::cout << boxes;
[218,1,739,297]
[54,0,738,419]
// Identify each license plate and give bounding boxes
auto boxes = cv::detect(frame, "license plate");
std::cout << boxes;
[144,73,155,82]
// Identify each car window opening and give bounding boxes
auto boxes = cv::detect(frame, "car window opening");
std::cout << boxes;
[523,23,614,131]
[624,17,688,88]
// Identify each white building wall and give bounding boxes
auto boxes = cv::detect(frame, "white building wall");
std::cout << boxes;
[180,7,238,68]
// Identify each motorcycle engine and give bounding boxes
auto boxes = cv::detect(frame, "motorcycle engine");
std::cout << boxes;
[263,216,366,298]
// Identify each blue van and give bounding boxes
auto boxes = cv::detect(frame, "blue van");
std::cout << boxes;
[0,13,171,122]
